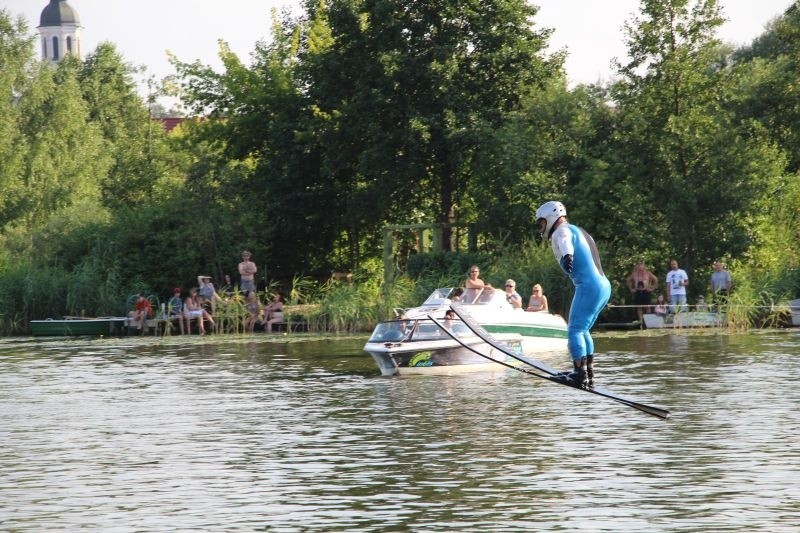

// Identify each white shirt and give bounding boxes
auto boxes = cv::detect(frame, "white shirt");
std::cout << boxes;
[666,268,688,296]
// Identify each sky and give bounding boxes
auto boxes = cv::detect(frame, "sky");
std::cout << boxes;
[2,0,795,94]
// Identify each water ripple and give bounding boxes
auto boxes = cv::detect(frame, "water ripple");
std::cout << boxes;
[1,332,800,530]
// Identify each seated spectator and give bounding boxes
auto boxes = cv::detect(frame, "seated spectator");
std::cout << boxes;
[197,275,223,313]
[504,279,523,309]
[184,288,215,335]
[131,293,153,335]
[526,284,549,312]
[695,295,709,312]
[244,291,262,334]
[167,288,185,335]
[654,294,668,317]
[264,293,286,333]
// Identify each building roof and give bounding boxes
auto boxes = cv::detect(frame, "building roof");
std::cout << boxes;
[39,0,81,27]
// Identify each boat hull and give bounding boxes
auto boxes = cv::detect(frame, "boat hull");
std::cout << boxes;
[30,318,128,336]
[365,337,520,376]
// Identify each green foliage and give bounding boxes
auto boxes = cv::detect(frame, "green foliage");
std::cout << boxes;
[405,252,489,281]
[3,0,800,336]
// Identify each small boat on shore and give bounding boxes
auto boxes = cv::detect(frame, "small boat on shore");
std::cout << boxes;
[30,317,128,336]
[642,311,726,329]
[789,299,800,327]
[364,287,568,376]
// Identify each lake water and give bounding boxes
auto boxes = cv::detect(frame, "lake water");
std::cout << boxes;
[2,330,800,531]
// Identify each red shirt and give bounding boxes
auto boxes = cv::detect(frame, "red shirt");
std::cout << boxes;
[135,298,152,317]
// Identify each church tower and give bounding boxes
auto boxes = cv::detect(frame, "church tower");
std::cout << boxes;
[37,0,83,63]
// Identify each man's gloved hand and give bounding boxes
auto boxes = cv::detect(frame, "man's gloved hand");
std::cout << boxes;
[560,254,573,274]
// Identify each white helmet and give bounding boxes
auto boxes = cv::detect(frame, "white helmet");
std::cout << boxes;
[535,201,567,240]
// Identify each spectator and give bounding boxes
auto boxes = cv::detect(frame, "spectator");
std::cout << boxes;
[131,293,153,335]
[238,251,258,294]
[197,275,223,313]
[709,261,732,308]
[526,284,549,312]
[167,288,185,335]
[244,291,262,334]
[504,279,523,309]
[264,293,286,333]
[654,294,668,317]
[184,288,215,335]
[665,259,689,313]
[626,261,659,321]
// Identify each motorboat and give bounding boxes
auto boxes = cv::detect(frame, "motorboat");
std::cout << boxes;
[364,287,568,376]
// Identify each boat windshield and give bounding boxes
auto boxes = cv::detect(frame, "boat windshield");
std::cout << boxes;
[368,320,414,342]
[421,288,454,306]
[368,317,472,342]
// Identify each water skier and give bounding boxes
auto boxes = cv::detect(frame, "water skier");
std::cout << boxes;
[535,201,611,388]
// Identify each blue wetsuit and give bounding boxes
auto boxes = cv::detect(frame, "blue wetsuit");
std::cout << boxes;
[549,223,611,361]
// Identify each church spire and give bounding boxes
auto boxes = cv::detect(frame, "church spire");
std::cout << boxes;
[37,0,83,63]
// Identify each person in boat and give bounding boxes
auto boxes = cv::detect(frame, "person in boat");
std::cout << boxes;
[626,261,658,322]
[654,294,668,317]
[464,265,493,303]
[526,284,549,312]
[665,259,689,313]
[504,279,523,309]
[535,201,611,388]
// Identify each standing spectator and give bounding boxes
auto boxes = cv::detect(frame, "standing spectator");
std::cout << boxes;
[535,201,611,388]
[709,261,732,308]
[665,259,689,313]
[167,288,185,335]
[238,251,258,294]
[626,261,659,321]
[504,279,523,309]
[526,284,549,312]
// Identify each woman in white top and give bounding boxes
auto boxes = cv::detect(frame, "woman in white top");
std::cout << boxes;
[184,288,215,334]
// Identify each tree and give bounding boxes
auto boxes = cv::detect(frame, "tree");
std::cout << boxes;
[603,0,785,283]
[79,42,172,208]
[0,10,35,226]
[301,0,562,255]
